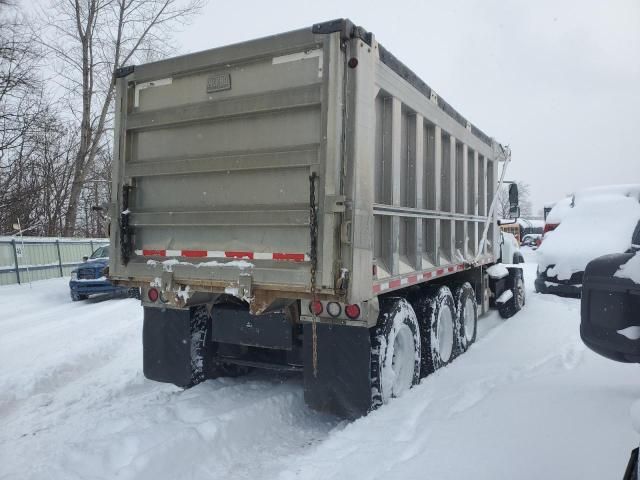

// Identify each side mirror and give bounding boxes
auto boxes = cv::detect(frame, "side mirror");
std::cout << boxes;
[580,252,640,363]
[508,183,519,219]
[508,183,519,208]
[82,256,89,262]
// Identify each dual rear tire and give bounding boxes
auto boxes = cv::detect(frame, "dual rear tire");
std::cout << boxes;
[371,283,478,407]
[371,299,421,408]
[412,283,478,376]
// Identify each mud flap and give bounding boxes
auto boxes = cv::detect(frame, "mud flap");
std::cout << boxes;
[143,307,194,387]
[303,323,372,419]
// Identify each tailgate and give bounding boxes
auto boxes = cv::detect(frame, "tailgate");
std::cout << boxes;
[110,28,344,299]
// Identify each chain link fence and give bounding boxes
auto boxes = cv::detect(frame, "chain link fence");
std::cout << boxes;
[0,237,109,286]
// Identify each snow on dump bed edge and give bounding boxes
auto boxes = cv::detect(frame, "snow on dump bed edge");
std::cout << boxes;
[537,192,640,280]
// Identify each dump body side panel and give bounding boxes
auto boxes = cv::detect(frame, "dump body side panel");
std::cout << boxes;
[341,34,500,303]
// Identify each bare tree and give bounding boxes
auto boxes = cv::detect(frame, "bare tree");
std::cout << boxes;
[495,181,533,219]
[0,3,49,233]
[40,0,206,236]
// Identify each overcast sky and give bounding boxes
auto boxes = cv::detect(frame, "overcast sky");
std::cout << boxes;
[173,0,639,213]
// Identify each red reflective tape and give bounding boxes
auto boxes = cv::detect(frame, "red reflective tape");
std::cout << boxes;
[273,252,305,262]
[389,279,402,289]
[436,269,445,276]
[425,272,433,279]
[457,264,465,271]
[373,284,382,293]
[142,249,166,256]
[407,275,418,284]
[181,250,207,258]
[225,251,254,259]
[448,266,455,273]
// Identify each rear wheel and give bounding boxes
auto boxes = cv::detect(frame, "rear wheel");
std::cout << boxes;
[454,283,477,353]
[499,270,525,319]
[413,286,457,375]
[127,287,141,299]
[513,252,525,264]
[371,298,421,409]
[179,305,210,388]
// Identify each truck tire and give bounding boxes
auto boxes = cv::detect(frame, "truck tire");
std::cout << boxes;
[498,270,525,319]
[413,286,457,375]
[371,298,421,409]
[454,283,477,353]
[127,287,141,299]
[186,305,209,388]
[513,252,525,264]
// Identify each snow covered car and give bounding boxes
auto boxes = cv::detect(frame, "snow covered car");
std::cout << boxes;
[535,185,640,296]
[69,245,139,301]
[541,196,574,241]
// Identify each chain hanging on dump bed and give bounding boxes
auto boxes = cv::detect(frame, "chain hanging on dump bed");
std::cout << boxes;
[309,172,319,377]
[119,184,133,265]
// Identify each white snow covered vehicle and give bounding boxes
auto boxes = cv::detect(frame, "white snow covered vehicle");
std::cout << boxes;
[536,185,640,296]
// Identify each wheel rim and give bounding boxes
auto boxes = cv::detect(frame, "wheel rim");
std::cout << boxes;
[390,324,415,397]
[437,306,454,363]
[463,297,475,342]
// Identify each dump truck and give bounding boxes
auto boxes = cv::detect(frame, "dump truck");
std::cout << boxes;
[109,18,524,418]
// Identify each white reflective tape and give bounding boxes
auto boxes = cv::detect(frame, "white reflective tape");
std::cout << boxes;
[134,77,173,107]
[272,48,323,78]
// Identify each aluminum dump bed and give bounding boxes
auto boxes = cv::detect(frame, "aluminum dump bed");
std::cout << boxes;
[109,19,502,308]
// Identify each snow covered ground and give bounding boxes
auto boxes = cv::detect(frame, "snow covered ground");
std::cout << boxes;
[1,250,638,480]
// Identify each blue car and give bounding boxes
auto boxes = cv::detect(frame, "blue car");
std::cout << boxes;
[69,245,139,301]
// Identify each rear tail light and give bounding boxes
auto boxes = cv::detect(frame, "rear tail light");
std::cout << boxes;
[541,223,559,244]
[543,223,559,235]
[147,287,159,302]
[345,304,361,319]
[309,300,323,316]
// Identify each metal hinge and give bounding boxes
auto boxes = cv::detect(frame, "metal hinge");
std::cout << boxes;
[324,194,346,213]
[340,220,352,245]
